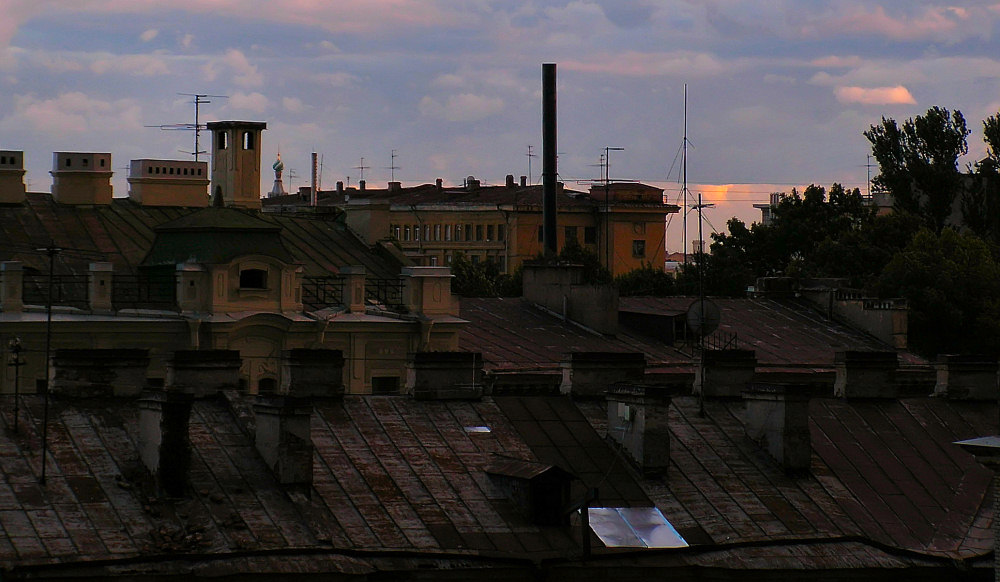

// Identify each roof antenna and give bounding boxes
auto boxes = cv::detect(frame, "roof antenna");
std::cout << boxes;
[354,157,370,183]
[386,150,399,183]
[146,93,228,161]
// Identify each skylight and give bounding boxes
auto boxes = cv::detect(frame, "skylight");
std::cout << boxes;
[588,507,688,549]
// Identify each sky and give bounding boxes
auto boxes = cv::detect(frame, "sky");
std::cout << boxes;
[3,1,1000,252]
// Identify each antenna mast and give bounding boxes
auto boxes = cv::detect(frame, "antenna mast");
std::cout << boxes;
[526,145,537,185]
[147,93,228,161]
[387,150,399,182]
[682,84,689,264]
[355,157,370,182]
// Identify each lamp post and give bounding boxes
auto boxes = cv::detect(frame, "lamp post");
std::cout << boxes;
[7,337,23,433]
[37,244,60,485]
[604,146,624,274]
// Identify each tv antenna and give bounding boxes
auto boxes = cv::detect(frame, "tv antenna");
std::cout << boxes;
[526,145,537,185]
[355,157,370,182]
[386,150,400,182]
[146,93,228,161]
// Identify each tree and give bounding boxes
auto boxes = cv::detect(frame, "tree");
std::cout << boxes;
[616,263,675,296]
[876,228,1000,357]
[865,106,969,232]
[962,113,1000,245]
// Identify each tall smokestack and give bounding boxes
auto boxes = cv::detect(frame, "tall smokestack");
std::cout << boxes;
[542,63,557,258]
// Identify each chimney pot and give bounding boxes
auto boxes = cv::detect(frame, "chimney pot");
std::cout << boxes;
[359,179,366,191]
[743,383,814,474]
[506,174,515,187]
[520,175,527,187]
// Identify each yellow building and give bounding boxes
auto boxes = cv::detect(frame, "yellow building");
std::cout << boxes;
[266,175,678,277]
[0,123,464,395]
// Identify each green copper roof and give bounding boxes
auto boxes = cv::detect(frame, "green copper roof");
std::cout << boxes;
[143,206,296,266]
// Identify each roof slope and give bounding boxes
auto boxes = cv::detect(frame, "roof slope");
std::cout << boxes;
[461,296,919,373]
[0,194,399,279]
[577,395,994,560]
[0,391,993,579]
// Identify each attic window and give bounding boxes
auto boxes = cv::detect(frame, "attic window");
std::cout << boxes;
[242,131,255,150]
[218,131,228,150]
[239,268,267,289]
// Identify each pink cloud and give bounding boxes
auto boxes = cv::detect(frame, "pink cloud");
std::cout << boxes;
[807,6,962,41]
[562,51,726,77]
[835,86,916,106]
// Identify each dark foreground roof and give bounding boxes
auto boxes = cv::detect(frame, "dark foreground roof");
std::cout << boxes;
[0,193,400,278]
[0,389,992,580]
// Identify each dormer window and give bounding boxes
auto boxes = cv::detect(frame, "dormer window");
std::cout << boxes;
[239,268,267,289]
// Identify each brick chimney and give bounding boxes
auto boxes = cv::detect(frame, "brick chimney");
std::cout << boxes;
[254,395,313,490]
[605,383,673,476]
[834,351,898,398]
[51,349,150,397]
[695,349,757,398]
[166,350,241,398]
[934,355,999,400]
[406,352,484,400]
[561,352,645,399]
[139,389,194,497]
[743,384,813,474]
[281,349,345,398]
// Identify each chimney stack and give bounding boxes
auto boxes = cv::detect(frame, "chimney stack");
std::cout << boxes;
[139,389,195,497]
[506,174,515,188]
[520,175,527,187]
[542,63,557,257]
[743,384,813,474]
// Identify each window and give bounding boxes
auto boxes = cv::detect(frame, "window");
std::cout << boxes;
[465,224,472,242]
[476,225,483,241]
[434,224,441,241]
[82,158,89,167]
[239,268,268,289]
[258,377,277,394]
[414,224,420,241]
[445,253,452,265]
[371,376,400,395]
[497,224,505,242]
[65,158,72,167]
[471,254,480,264]
[393,225,401,239]
[404,226,410,241]
[565,226,578,244]
[100,158,105,167]
[218,131,228,150]
[584,226,597,245]
[424,225,431,241]
[632,240,646,258]
[486,225,494,241]
[538,225,544,242]
[242,131,255,150]
[430,256,438,266]
[445,224,452,241]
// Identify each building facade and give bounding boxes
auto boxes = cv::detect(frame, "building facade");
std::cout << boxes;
[265,176,679,277]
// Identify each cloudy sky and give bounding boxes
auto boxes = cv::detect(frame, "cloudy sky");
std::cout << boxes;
[3,1,1000,251]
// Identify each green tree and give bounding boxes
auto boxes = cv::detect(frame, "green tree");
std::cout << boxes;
[616,263,676,296]
[865,106,969,232]
[876,228,1000,356]
[962,113,1000,244]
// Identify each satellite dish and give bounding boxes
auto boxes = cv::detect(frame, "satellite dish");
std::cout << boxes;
[686,298,721,336]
